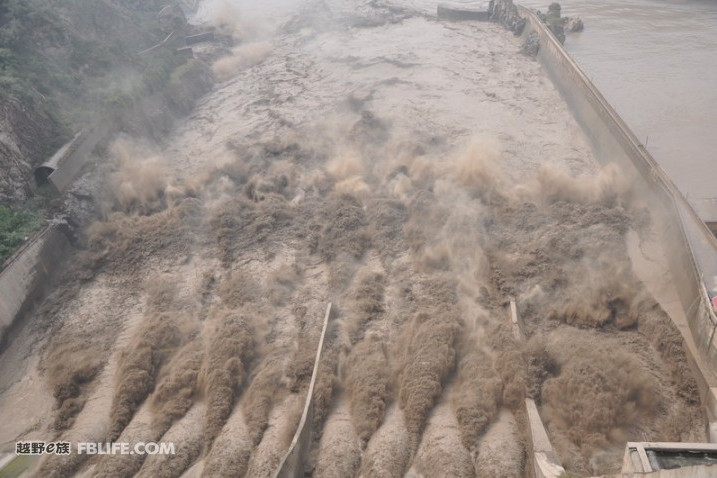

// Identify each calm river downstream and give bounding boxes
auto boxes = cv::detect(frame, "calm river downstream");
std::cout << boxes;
[522,0,717,202]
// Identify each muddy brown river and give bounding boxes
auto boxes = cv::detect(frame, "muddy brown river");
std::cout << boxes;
[0,1,708,477]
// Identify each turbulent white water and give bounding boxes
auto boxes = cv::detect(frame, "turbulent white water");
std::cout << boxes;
[0,2,708,477]
[192,0,717,200]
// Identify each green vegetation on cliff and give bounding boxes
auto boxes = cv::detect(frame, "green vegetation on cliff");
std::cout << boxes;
[0,205,42,263]
[0,0,213,262]
[0,0,174,131]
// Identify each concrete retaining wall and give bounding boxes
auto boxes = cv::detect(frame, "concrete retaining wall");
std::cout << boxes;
[526,399,565,478]
[516,6,717,382]
[274,303,332,478]
[509,300,566,477]
[0,226,71,343]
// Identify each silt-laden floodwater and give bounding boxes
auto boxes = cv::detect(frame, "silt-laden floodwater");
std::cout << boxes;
[0,1,707,477]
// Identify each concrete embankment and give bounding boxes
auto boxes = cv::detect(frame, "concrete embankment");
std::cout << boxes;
[515,0,717,447]
[516,5,717,361]
[274,303,332,478]
[0,226,71,344]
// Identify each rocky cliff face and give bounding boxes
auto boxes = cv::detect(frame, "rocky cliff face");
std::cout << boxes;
[0,0,185,203]
[0,98,59,203]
